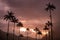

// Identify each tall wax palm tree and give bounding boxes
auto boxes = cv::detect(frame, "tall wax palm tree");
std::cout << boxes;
[46,21,53,40]
[4,11,14,40]
[26,28,29,40]
[43,25,49,40]
[37,31,42,40]
[11,17,18,40]
[34,27,39,40]
[45,2,56,40]
[17,22,23,40]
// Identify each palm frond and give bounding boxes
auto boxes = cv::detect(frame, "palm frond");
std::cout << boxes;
[37,31,42,35]
[45,7,49,11]
[4,15,9,21]
[11,17,18,23]
[43,25,49,30]
[34,27,39,32]
[4,11,15,21]
[17,22,23,27]
[45,2,56,11]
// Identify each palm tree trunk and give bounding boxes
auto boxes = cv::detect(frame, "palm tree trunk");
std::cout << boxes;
[13,23,15,40]
[6,21,10,40]
[27,31,28,40]
[45,31,47,40]
[18,27,21,40]
[48,31,50,40]
[36,33,37,40]
[46,34,47,40]
[49,10,53,40]
[39,35,41,40]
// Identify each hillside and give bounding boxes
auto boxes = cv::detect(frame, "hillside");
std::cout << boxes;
[0,30,37,40]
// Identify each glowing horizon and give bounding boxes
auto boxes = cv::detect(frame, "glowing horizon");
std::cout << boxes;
[19,27,49,39]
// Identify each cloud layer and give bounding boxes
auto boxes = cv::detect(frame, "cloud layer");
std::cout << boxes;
[0,0,60,39]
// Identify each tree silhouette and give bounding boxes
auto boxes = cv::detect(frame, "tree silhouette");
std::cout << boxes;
[43,25,49,40]
[17,22,23,40]
[45,3,56,11]
[11,16,18,40]
[34,27,39,40]
[46,21,53,40]
[26,28,29,40]
[4,11,14,40]
[37,31,42,40]
[43,25,49,30]
[45,2,56,40]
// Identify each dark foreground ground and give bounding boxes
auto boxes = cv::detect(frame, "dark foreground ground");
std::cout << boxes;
[0,30,60,40]
[0,30,42,40]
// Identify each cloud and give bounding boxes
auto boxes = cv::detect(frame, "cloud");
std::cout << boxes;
[1,0,41,8]
[0,0,49,19]
[0,0,60,38]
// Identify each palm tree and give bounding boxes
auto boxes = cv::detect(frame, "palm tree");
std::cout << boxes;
[34,27,39,40]
[26,28,29,40]
[43,25,49,30]
[45,2,56,40]
[46,21,53,27]
[43,25,49,40]
[4,11,14,40]
[37,31,42,40]
[46,21,53,40]
[11,16,18,40]
[17,22,23,40]
[19,34,24,37]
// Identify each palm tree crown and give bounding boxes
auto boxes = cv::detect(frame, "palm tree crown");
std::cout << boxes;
[45,2,56,11]
[4,11,14,21]
[34,27,39,32]
[17,22,23,27]
[11,17,18,23]
[37,31,42,35]
[46,21,53,27]
[43,25,49,30]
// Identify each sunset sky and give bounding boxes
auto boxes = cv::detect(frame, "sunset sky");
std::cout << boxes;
[0,0,60,39]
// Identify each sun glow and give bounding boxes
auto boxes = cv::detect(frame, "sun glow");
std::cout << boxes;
[20,27,36,33]
[42,30,49,36]
[20,27,26,32]
[30,29,36,33]
[19,27,49,39]
[20,27,49,34]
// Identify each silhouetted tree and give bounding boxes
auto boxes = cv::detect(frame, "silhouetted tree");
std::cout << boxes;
[34,27,39,40]
[45,2,56,40]
[37,31,42,40]
[43,25,49,40]
[11,16,18,40]
[46,21,52,40]
[26,28,29,40]
[46,21,53,27]
[17,22,23,40]
[4,11,14,40]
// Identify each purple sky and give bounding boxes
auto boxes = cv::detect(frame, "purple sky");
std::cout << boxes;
[0,0,60,39]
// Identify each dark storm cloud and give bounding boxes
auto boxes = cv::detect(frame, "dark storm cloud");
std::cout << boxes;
[2,0,42,8]
[1,0,60,23]
[2,0,50,19]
